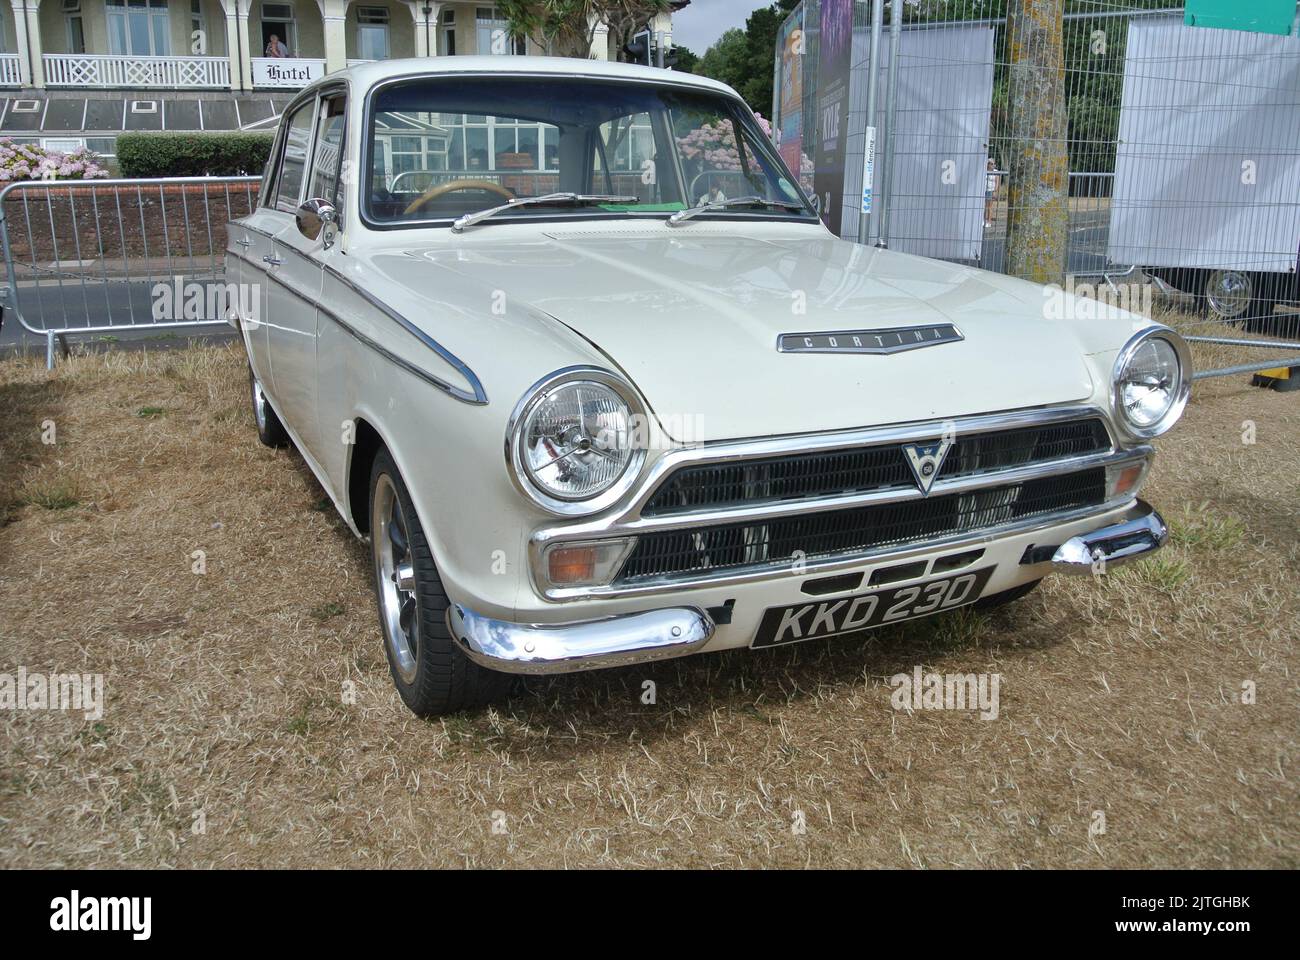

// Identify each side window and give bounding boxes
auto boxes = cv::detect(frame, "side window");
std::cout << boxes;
[309,95,346,208]
[275,102,314,213]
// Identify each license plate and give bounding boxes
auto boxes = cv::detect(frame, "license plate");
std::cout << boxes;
[751,567,996,649]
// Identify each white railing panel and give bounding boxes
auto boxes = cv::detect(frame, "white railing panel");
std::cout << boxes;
[0,54,21,87]
[42,54,230,89]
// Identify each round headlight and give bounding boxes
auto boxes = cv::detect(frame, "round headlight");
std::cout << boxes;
[1113,328,1191,439]
[509,369,645,513]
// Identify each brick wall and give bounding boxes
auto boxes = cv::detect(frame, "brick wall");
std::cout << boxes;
[2,181,262,268]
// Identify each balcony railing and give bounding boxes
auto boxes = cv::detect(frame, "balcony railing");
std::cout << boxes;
[0,54,21,87]
[43,54,231,89]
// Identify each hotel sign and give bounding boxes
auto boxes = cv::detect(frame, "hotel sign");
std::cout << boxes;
[252,58,326,89]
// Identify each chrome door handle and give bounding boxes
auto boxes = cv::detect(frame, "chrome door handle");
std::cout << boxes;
[262,254,282,266]
[236,237,252,248]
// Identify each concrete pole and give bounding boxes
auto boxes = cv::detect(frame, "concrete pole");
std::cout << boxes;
[857,0,884,245]
[876,0,901,248]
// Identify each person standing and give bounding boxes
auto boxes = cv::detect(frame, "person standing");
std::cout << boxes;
[265,34,289,58]
[984,158,1000,228]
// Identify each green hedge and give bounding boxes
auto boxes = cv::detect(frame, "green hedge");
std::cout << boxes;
[116,132,274,178]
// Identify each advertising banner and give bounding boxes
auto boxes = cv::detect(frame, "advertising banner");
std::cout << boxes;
[776,9,809,194]
[813,0,853,234]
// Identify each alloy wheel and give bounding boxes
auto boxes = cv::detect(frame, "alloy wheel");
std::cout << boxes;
[373,474,420,684]
[1205,270,1252,319]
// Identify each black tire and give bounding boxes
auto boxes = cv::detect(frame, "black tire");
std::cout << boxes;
[368,448,512,716]
[973,578,1042,611]
[249,366,290,448]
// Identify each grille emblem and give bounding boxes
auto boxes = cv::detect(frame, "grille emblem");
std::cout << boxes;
[902,440,952,495]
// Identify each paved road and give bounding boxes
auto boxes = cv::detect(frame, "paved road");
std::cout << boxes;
[1,278,236,355]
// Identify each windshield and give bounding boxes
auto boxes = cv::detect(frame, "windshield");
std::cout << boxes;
[363,75,815,227]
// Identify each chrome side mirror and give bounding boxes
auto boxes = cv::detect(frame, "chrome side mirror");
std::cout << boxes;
[297,197,338,246]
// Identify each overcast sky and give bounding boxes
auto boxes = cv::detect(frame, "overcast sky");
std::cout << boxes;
[673,0,775,54]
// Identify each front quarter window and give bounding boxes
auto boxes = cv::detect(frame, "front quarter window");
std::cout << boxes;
[275,102,314,214]
[363,75,813,227]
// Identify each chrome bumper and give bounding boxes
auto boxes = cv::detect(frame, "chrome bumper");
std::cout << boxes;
[451,501,1166,675]
[448,604,715,675]
[1047,500,1168,573]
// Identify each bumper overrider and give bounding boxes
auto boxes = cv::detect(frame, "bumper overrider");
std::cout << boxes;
[449,499,1168,675]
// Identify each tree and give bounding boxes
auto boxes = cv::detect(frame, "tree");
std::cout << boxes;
[695,28,749,91]
[1004,0,1068,285]
[691,1,800,115]
[497,1,671,58]
[671,44,699,73]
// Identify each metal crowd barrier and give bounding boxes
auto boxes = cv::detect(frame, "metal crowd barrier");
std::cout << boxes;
[0,176,261,368]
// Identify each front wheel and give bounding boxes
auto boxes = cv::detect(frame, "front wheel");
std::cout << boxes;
[249,367,290,448]
[368,448,512,716]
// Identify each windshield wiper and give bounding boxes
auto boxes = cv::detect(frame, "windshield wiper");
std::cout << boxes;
[451,193,639,232]
[667,195,808,226]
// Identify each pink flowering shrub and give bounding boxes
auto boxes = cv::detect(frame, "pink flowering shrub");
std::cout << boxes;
[677,113,773,173]
[0,139,111,182]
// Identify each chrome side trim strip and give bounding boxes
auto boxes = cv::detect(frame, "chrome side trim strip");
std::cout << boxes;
[322,262,487,405]
[226,231,487,404]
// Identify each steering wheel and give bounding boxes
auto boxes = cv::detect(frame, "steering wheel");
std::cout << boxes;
[403,179,514,216]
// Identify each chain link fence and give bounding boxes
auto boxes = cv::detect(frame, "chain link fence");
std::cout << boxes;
[773,0,1300,382]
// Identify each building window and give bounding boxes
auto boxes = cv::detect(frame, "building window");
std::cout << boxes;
[356,6,390,61]
[261,2,297,57]
[66,16,86,55]
[59,2,84,55]
[475,7,524,56]
[43,137,85,153]
[106,0,171,57]
[441,8,455,56]
[86,137,118,161]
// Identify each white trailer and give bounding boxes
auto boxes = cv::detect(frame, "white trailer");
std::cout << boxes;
[1107,15,1300,321]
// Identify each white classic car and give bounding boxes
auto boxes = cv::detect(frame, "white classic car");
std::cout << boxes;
[230,57,1191,716]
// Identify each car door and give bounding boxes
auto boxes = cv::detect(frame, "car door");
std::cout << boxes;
[270,92,347,462]
[231,134,286,390]
[261,97,323,453]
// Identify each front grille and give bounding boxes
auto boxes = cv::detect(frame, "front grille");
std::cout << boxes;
[641,418,1110,516]
[617,468,1106,584]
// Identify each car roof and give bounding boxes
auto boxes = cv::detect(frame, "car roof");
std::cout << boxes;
[327,55,739,99]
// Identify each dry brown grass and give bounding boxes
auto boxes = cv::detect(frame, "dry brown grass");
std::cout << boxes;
[1,340,1297,868]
